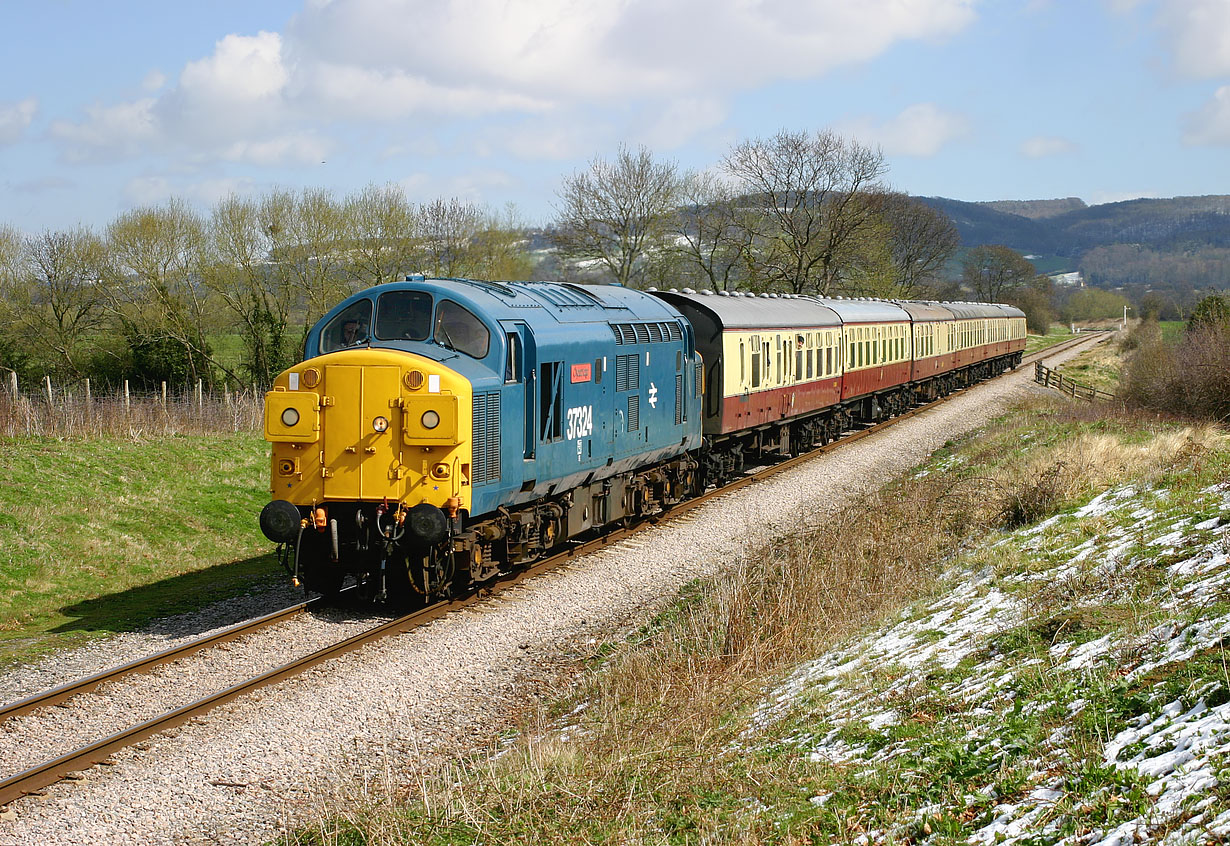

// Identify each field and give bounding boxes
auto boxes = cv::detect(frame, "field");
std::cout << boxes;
[0,432,278,667]
[287,396,1230,844]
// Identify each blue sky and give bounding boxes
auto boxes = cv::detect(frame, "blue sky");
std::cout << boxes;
[2,0,1228,233]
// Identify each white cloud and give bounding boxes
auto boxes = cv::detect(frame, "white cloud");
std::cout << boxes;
[0,98,38,144]
[1156,0,1230,79]
[302,63,551,119]
[1020,135,1079,157]
[640,97,728,150]
[1184,84,1230,144]
[286,0,977,103]
[220,133,333,166]
[837,103,970,156]
[142,70,167,92]
[50,98,157,161]
[49,1,980,168]
[124,175,173,206]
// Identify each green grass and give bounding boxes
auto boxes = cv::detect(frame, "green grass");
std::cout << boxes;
[0,432,280,667]
[1055,337,1122,394]
[1024,323,1076,355]
[1158,320,1186,343]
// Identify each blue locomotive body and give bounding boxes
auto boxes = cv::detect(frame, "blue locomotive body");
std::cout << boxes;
[261,278,1022,602]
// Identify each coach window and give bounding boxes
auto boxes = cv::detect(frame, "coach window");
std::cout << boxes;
[739,340,746,384]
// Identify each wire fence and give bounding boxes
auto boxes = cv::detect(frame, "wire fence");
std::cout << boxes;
[0,373,263,439]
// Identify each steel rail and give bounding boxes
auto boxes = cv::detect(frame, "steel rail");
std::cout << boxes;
[0,600,322,724]
[0,334,1099,807]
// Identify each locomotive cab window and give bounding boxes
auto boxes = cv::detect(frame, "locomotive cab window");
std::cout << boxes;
[374,291,432,341]
[434,301,490,359]
[321,299,373,353]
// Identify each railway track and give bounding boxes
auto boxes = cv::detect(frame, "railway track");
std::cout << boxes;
[0,332,1101,808]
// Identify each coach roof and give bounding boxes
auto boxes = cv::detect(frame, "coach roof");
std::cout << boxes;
[651,290,841,329]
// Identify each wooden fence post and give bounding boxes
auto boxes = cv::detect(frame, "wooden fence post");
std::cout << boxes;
[43,375,53,406]
[161,381,167,409]
[84,378,91,407]
[8,371,16,396]
[124,380,130,414]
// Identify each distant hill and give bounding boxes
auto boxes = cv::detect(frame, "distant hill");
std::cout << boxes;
[980,197,1087,219]
[916,194,1230,257]
[916,194,1230,292]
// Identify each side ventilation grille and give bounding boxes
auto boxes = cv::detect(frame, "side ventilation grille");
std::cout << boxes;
[471,392,501,484]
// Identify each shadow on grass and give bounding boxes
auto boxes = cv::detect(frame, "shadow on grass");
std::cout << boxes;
[52,553,295,639]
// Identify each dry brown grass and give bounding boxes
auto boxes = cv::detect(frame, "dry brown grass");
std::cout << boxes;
[288,400,1228,844]
[1120,322,1230,422]
[0,388,261,438]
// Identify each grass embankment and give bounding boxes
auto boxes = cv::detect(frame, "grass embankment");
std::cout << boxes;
[1055,334,1123,395]
[291,402,1230,844]
[0,432,278,667]
[1024,324,1076,356]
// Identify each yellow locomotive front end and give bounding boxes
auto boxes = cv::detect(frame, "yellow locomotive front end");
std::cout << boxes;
[260,347,473,600]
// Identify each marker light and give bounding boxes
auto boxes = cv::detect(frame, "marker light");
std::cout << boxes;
[281,407,300,427]
[421,410,440,430]
[373,416,389,433]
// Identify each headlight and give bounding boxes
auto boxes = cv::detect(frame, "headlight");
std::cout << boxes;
[421,410,440,430]
[281,407,301,427]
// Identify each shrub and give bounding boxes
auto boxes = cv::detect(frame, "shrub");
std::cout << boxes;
[1120,321,1230,421]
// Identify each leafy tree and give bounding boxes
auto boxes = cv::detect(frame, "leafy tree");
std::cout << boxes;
[263,188,353,343]
[101,199,226,388]
[202,194,296,390]
[722,129,887,295]
[1059,287,1131,323]
[345,183,419,287]
[1188,292,1230,332]
[465,205,537,280]
[554,145,680,287]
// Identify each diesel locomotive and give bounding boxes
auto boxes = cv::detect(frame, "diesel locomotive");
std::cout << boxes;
[258,276,1025,602]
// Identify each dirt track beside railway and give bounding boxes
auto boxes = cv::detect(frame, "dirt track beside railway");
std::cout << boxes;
[0,336,1106,846]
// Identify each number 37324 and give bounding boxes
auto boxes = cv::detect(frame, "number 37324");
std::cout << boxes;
[566,405,593,440]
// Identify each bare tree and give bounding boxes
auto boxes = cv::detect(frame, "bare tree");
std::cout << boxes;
[875,193,960,299]
[962,245,1037,302]
[723,129,887,295]
[0,228,107,379]
[666,170,753,291]
[344,183,419,287]
[419,198,484,278]
[554,145,679,287]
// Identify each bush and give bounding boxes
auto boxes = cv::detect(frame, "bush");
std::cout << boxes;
[1120,321,1230,420]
